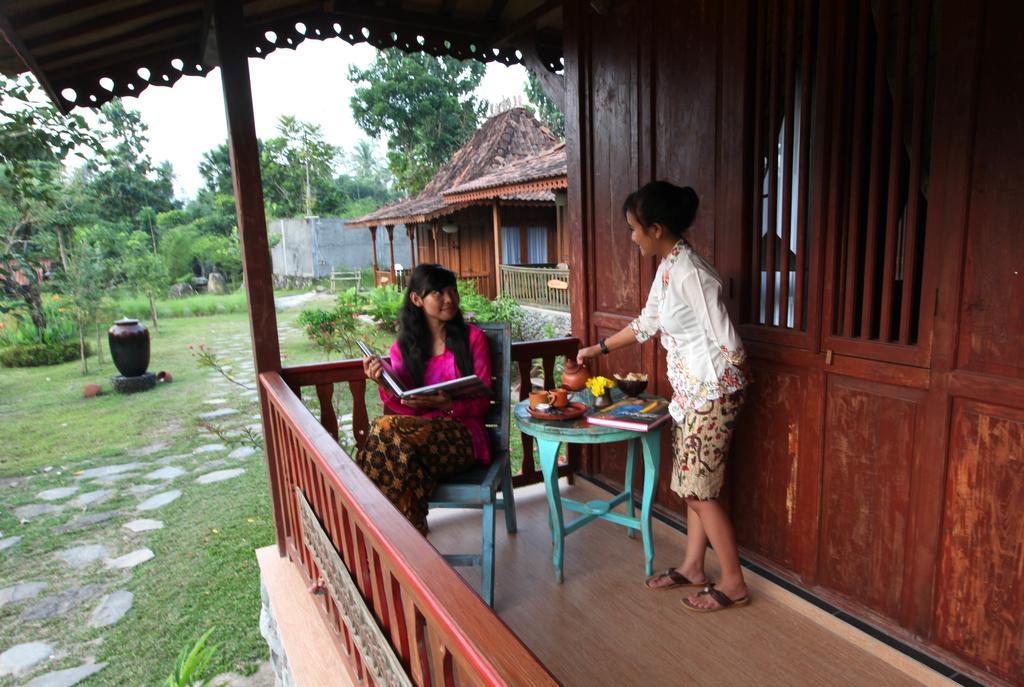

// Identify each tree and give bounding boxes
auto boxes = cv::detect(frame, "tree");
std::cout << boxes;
[0,74,100,329]
[198,142,234,197]
[59,233,111,373]
[349,51,486,194]
[525,71,565,139]
[260,115,341,218]
[123,231,168,332]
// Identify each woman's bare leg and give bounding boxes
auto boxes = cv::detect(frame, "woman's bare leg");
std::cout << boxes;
[684,498,747,608]
[646,504,709,588]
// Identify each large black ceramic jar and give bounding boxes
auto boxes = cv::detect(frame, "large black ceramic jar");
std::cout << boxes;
[108,318,150,377]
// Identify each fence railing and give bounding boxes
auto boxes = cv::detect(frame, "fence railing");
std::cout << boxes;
[499,265,570,311]
[261,370,559,686]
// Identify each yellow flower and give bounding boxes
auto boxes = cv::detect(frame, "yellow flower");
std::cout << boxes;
[586,376,615,397]
[51,294,60,301]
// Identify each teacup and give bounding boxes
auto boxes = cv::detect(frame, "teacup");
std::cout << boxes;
[530,388,569,409]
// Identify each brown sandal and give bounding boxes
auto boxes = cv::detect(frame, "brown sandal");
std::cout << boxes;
[644,569,708,591]
[681,585,750,612]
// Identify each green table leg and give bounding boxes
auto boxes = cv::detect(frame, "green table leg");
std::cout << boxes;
[536,437,565,584]
[624,439,637,539]
[639,432,660,576]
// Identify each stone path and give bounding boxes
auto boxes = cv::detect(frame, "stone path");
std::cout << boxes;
[0,323,272,686]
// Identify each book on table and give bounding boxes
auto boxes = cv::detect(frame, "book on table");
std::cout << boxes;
[356,340,491,400]
[585,396,671,432]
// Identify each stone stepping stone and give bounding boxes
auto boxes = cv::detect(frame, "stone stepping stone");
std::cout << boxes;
[144,466,186,481]
[0,641,53,677]
[123,519,163,533]
[14,504,64,521]
[203,399,228,405]
[36,487,79,501]
[245,423,262,433]
[228,446,257,460]
[22,661,106,687]
[137,490,181,511]
[21,584,102,621]
[199,408,240,420]
[53,511,117,534]
[127,483,162,496]
[0,535,22,552]
[75,463,142,480]
[156,453,192,465]
[193,444,226,455]
[0,582,47,609]
[196,468,245,485]
[128,441,171,457]
[91,473,140,485]
[89,590,133,627]
[195,459,228,472]
[56,544,109,569]
[67,489,114,508]
[106,548,154,569]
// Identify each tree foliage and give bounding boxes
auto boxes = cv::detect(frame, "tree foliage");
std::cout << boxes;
[524,71,565,140]
[349,51,486,194]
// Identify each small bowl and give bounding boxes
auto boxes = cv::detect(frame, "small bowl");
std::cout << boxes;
[613,374,648,397]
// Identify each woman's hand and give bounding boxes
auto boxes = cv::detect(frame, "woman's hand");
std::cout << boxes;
[362,355,385,385]
[401,391,453,412]
[576,344,603,365]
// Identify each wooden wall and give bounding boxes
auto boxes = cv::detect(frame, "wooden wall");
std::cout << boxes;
[564,0,1024,683]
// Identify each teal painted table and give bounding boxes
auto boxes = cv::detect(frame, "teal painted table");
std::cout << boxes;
[514,397,666,583]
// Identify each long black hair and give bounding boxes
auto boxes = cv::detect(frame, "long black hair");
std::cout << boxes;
[397,263,474,387]
[622,181,699,238]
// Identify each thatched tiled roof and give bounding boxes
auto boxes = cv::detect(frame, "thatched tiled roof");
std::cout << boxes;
[347,107,559,227]
[442,143,566,203]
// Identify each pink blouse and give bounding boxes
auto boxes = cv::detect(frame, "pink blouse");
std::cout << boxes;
[378,324,492,464]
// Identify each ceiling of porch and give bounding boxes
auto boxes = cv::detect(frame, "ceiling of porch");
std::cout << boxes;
[0,0,563,113]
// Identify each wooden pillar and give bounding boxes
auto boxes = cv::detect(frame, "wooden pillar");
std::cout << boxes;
[431,222,439,263]
[385,225,396,279]
[368,226,379,281]
[213,0,284,552]
[406,224,416,269]
[492,201,503,296]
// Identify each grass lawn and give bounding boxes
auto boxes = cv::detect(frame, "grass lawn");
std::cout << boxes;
[0,296,391,686]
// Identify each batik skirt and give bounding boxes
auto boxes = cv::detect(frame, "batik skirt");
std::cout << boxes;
[670,391,744,501]
[353,415,477,532]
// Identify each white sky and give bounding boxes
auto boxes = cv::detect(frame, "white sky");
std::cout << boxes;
[90,40,529,199]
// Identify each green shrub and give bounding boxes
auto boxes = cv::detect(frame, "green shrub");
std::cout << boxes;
[296,306,363,357]
[363,284,403,332]
[458,280,524,338]
[0,340,91,367]
[0,299,78,348]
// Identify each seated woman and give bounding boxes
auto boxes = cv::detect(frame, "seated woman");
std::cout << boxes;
[357,263,491,534]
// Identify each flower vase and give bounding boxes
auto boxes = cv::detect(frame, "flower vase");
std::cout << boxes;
[594,392,613,409]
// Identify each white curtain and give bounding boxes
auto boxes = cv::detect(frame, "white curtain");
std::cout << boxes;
[526,226,548,264]
[502,226,520,264]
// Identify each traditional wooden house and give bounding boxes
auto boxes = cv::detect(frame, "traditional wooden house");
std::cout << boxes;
[346,107,561,298]
[3,1,1022,685]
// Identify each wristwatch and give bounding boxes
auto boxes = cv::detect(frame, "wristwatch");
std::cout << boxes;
[598,338,610,355]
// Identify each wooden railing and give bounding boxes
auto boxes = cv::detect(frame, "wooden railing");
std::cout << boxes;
[261,371,558,686]
[279,336,581,487]
[499,265,570,311]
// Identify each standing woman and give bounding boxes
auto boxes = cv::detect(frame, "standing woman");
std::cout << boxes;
[357,263,492,534]
[576,181,750,612]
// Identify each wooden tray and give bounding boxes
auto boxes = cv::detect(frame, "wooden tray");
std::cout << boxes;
[527,401,588,421]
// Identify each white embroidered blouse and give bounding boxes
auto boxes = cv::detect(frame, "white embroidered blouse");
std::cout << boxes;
[629,240,748,422]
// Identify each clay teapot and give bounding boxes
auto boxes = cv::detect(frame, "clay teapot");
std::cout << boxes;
[561,358,590,391]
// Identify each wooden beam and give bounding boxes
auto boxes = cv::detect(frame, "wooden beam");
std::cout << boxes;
[491,0,561,47]
[407,224,416,269]
[486,0,512,23]
[493,201,503,296]
[521,39,565,110]
[385,225,396,280]
[212,0,285,553]
[369,226,379,275]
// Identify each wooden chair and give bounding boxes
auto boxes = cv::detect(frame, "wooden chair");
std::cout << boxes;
[429,321,517,607]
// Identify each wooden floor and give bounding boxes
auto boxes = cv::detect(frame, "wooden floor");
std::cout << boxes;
[426,479,953,687]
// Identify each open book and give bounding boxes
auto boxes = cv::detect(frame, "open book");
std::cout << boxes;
[585,397,671,432]
[356,340,491,400]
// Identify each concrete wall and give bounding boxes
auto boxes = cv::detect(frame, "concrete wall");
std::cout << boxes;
[269,218,411,278]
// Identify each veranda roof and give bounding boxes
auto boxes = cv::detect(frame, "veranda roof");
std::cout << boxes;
[442,142,565,203]
[0,0,563,114]
[346,106,559,228]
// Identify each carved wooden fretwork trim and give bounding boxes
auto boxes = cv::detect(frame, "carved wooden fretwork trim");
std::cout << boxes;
[296,487,413,687]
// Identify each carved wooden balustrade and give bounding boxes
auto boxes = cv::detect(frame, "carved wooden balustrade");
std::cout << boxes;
[263,336,578,685]
[499,265,570,311]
